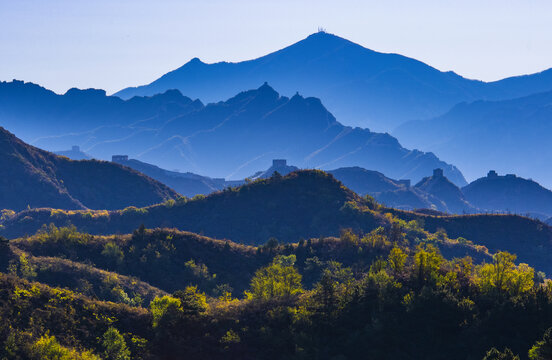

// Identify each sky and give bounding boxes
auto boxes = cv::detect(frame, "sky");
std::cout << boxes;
[1,0,551,95]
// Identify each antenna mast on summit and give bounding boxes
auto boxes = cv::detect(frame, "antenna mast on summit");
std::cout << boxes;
[317,27,326,33]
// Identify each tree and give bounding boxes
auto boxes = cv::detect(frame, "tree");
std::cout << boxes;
[102,327,130,360]
[150,295,184,329]
[476,252,534,296]
[388,246,407,274]
[101,242,124,265]
[8,253,37,279]
[413,244,442,285]
[173,286,207,315]
[529,327,552,360]
[482,347,519,360]
[30,335,100,360]
[246,255,302,300]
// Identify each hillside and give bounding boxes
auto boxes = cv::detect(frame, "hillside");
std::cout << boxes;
[394,90,552,187]
[0,80,466,185]
[413,169,476,214]
[1,221,551,359]
[115,31,552,131]
[0,127,178,211]
[391,209,552,273]
[0,170,386,243]
[2,169,552,276]
[463,171,552,218]
[111,157,228,197]
[328,166,406,195]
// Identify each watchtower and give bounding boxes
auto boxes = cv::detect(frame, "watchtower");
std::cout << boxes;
[433,168,444,178]
[112,155,128,162]
[273,159,287,167]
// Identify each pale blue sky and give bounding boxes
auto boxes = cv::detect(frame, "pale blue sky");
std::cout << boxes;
[1,0,551,94]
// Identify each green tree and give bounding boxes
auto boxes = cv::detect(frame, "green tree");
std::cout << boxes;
[413,244,442,285]
[476,252,534,296]
[150,295,184,329]
[246,255,302,300]
[529,327,552,360]
[102,327,130,360]
[8,253,37,279]
[388,246,408,274]
[101,242,124,265]
[482,347,519,360]
[30,335,100,360]
[173,286,208,315]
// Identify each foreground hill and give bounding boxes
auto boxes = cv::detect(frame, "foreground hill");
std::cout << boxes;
[394,90,552,187]
[391,209,552,273]
[0,127,177,211]
[1,222,551,359]
[115,31,552,131]
[0,80,466,184]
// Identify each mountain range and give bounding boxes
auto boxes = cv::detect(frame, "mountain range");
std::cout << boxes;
[0,80,466,185]
[0,127,177,211]
[115,31,552,131]
[394,90,552,187]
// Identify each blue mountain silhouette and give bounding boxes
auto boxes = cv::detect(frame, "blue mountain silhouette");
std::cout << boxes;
[114,31,552,131]
[0,80,466,185]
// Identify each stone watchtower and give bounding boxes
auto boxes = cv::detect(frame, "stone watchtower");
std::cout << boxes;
[112,155,128,162]
[433,168,444,178]
[272,159,287,167]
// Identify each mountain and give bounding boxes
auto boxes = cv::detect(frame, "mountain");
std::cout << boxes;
[111,156,230,198]
[463,171,552,218]
[0,80,467,185]
[394,90,552,187]
[327,166,407,195]
[413,169,476,214]
[327,167,474,213]
[0,79,203,146]
[374,187,443,211]
[0,127,177,211]
[2,169,551,274]
[114,31,552,131]
[0,170,386,243]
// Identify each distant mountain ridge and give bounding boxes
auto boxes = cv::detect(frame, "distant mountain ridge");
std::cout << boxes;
[463,171,552,218]
[0,80,467,185]
[0,127,177,211]
[394,90,552,188]
[114,31,552,131]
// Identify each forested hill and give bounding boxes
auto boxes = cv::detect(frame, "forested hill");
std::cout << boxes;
[0,127,178,211]
[0,170,386,243]
[1,219,551,359]
[3,170,552,276]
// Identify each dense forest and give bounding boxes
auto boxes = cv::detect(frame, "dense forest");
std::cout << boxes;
[2,217,552,359]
